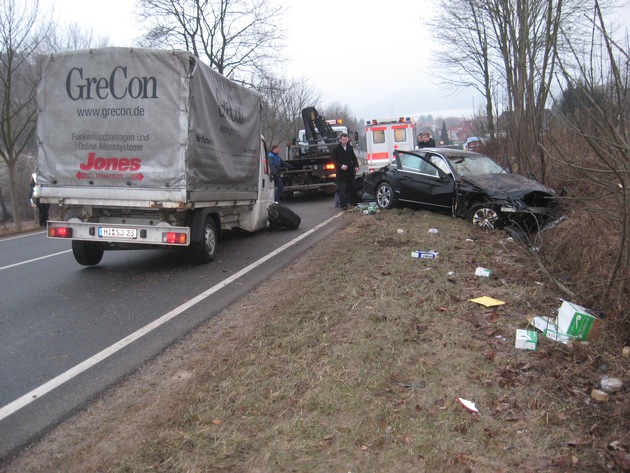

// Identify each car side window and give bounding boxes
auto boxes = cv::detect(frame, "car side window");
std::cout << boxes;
[400,154,423,172]
[419,159,439,177]
[428,155,451,175]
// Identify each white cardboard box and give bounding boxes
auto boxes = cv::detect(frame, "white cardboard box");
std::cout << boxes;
[528,315,573,344]
[411,250,439,259]
[556,300,602,341]
[515,329,538,350]
[475,267,492,277]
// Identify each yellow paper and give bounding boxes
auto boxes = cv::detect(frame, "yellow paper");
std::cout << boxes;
[469,296,505,307]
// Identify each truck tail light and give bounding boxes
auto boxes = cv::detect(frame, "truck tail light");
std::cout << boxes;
[324,163,335,171]
[163,232,188,244]
[48,226,73,238]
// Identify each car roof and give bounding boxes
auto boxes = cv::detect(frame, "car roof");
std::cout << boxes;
[401,147,484,159]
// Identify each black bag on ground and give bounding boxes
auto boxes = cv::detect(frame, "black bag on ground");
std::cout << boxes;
[268,203,301,230]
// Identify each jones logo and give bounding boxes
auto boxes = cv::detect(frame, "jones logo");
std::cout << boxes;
[80,152,142,171]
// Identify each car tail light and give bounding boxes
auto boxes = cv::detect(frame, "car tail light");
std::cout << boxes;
[48,227,73,238]
[324,163,335,170]
[163,232,187,244]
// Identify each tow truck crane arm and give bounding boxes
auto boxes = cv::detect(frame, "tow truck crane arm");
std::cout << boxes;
[302,107,338,146]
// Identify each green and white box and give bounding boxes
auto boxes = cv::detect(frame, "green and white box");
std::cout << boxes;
[557,300,602,341]
[475,267,493,277]
[515,329,538,350]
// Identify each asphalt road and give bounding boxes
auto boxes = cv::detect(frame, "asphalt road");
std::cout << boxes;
[0,194,347,460]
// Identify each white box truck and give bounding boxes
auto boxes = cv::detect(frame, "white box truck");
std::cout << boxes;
[36,47,293,266]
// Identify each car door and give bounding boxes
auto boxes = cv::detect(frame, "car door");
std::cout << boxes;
[397,152,455,211]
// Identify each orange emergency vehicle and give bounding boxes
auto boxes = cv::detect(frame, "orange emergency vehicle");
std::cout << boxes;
[365,117,416,172]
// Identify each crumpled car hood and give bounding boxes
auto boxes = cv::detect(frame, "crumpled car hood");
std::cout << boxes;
[462,173,556,200]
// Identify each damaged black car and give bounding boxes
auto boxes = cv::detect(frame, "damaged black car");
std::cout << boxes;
[362,148,557,230]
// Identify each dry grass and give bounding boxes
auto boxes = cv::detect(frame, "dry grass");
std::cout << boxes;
[2,208,629,473]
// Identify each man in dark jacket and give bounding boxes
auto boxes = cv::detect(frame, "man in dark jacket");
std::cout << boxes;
[268,144,294,202]
[417,132,436,148]
[331,133,360,210]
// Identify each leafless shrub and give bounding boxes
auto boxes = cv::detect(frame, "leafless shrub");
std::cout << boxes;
[539,2,629,318]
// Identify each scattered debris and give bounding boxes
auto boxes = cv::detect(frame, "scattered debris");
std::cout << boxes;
[515,329,538,351]
[528,315,573,344]
[400,382,424,389]
[469,296,506,307]
[428,228,439,234]
[356,202,378,214]
[622,346,630,359]
[475,267,493,278]
[527,300,603,344]
[591,389,609,402]
[397,229,405,234]
[411,250,439,259]
[457,397,479,413]
[600,377,623,393]
[557,300,602,341]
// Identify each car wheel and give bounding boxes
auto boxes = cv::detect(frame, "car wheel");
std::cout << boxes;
[72,241,104,266]
[468,204,501,230]
[376,182,395,209]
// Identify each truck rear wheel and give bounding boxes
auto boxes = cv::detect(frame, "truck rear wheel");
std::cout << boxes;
[190,217,217,263]
[72,241,105,266]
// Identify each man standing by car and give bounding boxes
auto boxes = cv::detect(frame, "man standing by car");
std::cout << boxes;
[417,132,436,148]
[331,133,360,210]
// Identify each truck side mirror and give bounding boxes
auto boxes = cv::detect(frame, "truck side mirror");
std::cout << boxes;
[353,132,359,144]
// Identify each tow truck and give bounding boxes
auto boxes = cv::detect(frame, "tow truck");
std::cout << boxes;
[282,107,358,198]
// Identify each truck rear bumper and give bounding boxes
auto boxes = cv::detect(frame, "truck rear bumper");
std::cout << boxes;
[47,219,191,247]
[283,182,337,193]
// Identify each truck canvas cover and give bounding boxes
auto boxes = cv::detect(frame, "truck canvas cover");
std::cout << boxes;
[37,48,262,204]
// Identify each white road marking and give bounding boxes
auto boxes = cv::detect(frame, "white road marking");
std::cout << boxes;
[0,213,343,421]
[0,250,73,271]
[0,231,46,242]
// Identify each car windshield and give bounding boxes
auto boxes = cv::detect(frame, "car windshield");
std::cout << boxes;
[446,154,506,176]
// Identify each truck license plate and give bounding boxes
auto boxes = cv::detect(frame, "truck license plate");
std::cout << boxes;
[98,227,137,239]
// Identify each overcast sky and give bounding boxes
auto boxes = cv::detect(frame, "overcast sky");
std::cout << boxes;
[46,0,629,121]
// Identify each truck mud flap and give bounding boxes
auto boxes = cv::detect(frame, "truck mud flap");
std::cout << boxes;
[268,203,301,230]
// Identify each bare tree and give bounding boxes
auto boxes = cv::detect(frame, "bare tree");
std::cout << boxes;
[430,0,497,141]
[545,1,629,310]
[0,0,49,230]
[321,102,361,137]
[137,0,285,82]
[255,71,322,152]
[431,0,595,182]
[44,22,111,51]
